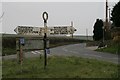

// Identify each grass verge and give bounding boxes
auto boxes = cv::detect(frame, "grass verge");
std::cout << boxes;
[2,56,119,78]
[95,44,119,54]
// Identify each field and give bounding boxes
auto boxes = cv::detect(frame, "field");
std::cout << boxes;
[2,56,119,78]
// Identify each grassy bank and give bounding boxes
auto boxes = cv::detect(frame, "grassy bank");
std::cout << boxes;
[95,43,120,54]
[2,56,119,78]
[86,40,120,54]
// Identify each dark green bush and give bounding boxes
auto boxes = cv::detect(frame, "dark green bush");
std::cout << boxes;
[2,37,16,56]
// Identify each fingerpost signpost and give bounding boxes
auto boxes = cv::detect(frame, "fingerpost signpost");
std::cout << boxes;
[14,12,77,70]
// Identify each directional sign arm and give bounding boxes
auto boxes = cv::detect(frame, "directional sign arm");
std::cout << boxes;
[14,27,18,33]
[14,26,77,35]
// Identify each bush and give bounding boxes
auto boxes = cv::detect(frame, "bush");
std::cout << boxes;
[2,37,16,49]
[2,37,16,56]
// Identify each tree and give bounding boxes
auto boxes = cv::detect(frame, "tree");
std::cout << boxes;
[93,19,103,41]
[111,1,120,27]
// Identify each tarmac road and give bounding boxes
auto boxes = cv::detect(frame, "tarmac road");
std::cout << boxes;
[2,43,119,64]
[50,43,118,64]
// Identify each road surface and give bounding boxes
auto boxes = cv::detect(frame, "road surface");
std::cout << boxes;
[2,43,119,64]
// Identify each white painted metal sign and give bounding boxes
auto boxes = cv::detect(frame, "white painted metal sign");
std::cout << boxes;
[14,26,44,35]
[51,26,76,34]
[14,22,76,36]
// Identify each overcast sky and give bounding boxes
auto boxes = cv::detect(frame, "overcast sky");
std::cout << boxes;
[0,1,119,35]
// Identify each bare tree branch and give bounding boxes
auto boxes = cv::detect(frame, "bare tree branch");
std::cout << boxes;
[0,12,4,19]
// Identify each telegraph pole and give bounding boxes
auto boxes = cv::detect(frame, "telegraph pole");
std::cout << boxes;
[108,8,111,23]
[105,0,109,31]
[42,12,48,69]
[71,21,73,38]
[86,28,88,41]
[103,0,109,40]
[102,26,105,43]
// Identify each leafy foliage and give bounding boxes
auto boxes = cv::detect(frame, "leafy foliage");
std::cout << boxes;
[93,19,104,41]
[111,1,120,27]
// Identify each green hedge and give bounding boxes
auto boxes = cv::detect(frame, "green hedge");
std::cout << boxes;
[2,36,84,56]
[2,37,16,56]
